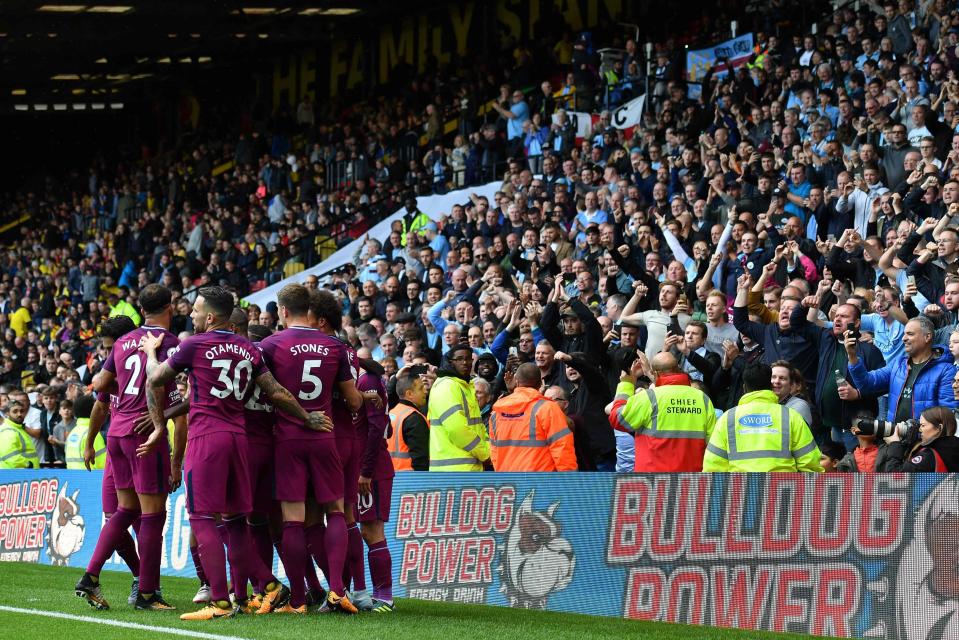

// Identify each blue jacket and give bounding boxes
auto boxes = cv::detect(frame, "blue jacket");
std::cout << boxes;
[848,347,958,422]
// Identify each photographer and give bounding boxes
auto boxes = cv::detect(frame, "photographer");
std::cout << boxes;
[837,411,890,472]
[877,406,959,471]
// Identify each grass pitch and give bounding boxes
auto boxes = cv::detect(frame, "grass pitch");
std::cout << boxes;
[0,563,825,639]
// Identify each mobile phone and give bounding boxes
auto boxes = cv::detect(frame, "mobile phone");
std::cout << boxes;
[563,273,575,284]
[509,346,518,358]
[739,255,748,269]
[847,328,861,341]
[827,234,836,242]
[907,275,917,288]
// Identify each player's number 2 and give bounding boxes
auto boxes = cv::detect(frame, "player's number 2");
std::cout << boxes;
[210,359,253,400]
[299,359,323,400]
[123,355,142,396]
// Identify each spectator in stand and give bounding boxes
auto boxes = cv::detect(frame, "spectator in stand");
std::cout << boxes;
[847,316,958,422]
[12,0,959,473]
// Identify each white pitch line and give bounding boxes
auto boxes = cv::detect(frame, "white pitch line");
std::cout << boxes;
[0,605,249,640]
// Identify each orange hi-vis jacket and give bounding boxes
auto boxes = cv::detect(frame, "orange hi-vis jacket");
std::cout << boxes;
[489,386,577,471]
[388,402,428,471]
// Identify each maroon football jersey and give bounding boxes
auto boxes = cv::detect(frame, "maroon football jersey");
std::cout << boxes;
[166,330,266,440]
[102,325,181,438]
[357,372,395,480]
[258,326,353,442]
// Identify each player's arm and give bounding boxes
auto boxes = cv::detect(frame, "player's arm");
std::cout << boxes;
[92,351,117,393]
[163,399,190,420]
[169,414,187,491]
[359,381,387,492]
[84,395,109,471]
[255,371,332,432]
[338,379,364,413]
[134,332,179,456]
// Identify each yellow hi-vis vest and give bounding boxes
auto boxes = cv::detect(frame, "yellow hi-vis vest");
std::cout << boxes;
[703,390,824,472]
[66,418,106,470]
[0,418,38,469]
[428,375,489,471]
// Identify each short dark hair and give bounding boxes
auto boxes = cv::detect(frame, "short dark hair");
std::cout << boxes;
[197,286,234,320]
[277,283,311,317]
[820,440,846,462]
[73,394,95,419]
[99,316,136,340]
[230,307,249,334]
[139,284,172,316]
[742,362,773,392]
[686,320,708,340]
[396,375,418,399]
[308,289,342,331]
[248,324,272,342]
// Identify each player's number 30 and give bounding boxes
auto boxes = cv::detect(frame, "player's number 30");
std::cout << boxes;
[210,359,254,400]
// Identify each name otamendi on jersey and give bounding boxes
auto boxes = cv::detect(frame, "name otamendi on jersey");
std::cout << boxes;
[199,342,257,361]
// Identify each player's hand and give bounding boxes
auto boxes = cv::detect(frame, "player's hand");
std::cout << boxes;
[132,413,153,434]
[362,390,383,409]
[83,443,96,471]
[169,459,182,493]
[358,475,373,497]
[306,411,334,432]
[139,332,163,355]
[136,428,165,458]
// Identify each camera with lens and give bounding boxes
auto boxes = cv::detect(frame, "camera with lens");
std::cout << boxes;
[855,417,921,445]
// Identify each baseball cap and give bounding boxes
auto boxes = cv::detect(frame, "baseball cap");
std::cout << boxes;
[772,187,787,198]
[585,224,600,235]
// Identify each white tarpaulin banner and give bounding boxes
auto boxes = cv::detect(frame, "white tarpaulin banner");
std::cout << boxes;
[244,180,503,308]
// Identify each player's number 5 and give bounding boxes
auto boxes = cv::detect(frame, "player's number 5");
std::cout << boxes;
[210,359,253,400]
[299,359,323,401]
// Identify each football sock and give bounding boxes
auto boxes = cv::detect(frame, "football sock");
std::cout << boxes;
[346,523,366,591]
[305,523,329,582]
[190,543,208,585]
[368,540,393,603]
[304,557,323,593]
[136,511,166,595]
[248,520,274,589]
[222,516,252,601]
[86,506,138,576]
[324,512,348,595]
[281,521,308,608]
[190,515,230,602]
[216,522,229,547]
[109,515,140,577]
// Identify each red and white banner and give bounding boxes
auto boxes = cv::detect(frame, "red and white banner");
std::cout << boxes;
[568,94,645,143]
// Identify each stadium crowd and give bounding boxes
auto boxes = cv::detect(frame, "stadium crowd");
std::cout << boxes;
[5,0,959,480]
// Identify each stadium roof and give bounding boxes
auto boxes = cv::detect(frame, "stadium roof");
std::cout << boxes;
[0,0,444,109]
